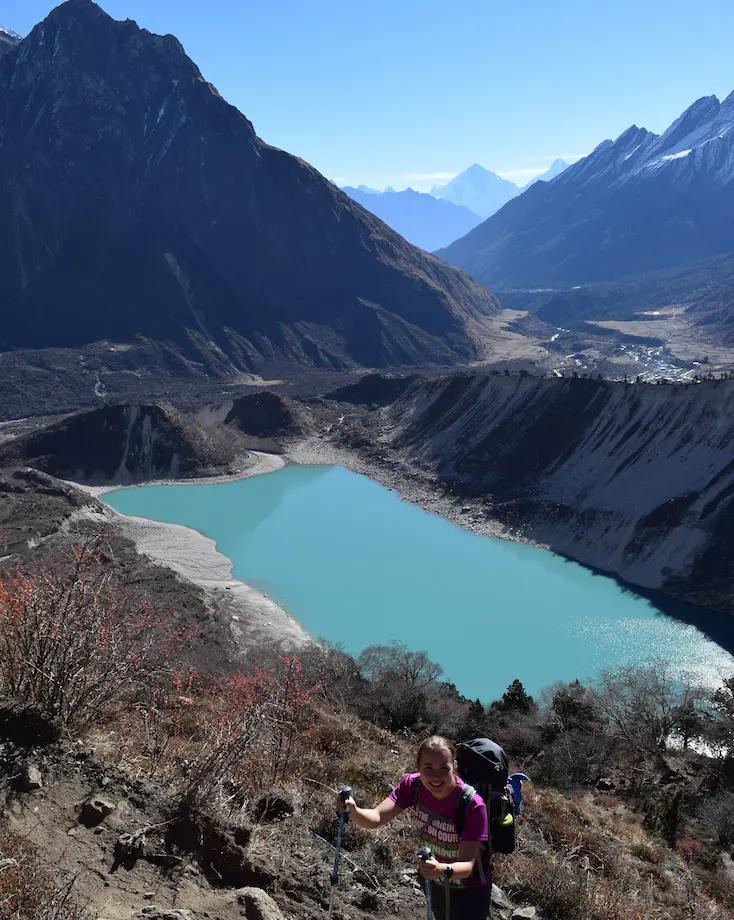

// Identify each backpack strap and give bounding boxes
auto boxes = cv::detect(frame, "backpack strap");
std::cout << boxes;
[454,783,476,839]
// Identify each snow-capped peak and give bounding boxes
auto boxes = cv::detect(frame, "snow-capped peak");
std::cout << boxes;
[0,26,22,40]
[639,93,734,178]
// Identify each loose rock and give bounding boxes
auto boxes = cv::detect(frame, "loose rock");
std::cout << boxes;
[17,763,43,792]
[135,909,194,920]
[237,886,285,920]
[79,795,116,827]
[512,908,537,919]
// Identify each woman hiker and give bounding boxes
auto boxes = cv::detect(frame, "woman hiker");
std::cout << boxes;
[336,735,491,919]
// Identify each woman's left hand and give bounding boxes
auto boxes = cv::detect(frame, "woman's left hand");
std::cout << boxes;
[417,855,445,881]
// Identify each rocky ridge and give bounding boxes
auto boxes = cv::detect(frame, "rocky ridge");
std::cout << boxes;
[440,91,734,286]
[0,402,245,484]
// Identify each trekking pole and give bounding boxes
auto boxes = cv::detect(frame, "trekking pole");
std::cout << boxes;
[328,785,352,919]
[418,846,433,920]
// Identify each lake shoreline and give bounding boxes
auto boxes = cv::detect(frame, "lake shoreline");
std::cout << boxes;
[71,451,312,659]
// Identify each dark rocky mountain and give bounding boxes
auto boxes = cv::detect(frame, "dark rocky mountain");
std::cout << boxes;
[0,27,20,57]
[341,186,481,252]
[0,403,238,483]
[0,1,498,374]
[224,391,311,442]
[439,93,734,288]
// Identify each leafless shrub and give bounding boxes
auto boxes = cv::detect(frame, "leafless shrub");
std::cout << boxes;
[177,656,319,809]
[0,540,185,731]
[591,662,700,754]
[699,791,734,847]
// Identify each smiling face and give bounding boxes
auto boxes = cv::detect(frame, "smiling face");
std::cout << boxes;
[418,748,458,800]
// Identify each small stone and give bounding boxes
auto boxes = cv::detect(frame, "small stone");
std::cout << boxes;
[67,828,77,837]
[492,884,510,908]
[144,891,155,900]
[512,908,537,919]
[80,795,116,827]
[236,887,285,920]
[17,763,43,792]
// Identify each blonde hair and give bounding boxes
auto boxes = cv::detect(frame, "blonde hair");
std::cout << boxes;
[416,735,456,768]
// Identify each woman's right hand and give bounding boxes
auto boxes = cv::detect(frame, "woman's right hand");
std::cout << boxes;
[335,790,356,817]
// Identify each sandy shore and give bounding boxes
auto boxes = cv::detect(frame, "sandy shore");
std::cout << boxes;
[68,451,311,657]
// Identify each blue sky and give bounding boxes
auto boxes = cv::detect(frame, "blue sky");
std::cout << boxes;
[5,0,734,190]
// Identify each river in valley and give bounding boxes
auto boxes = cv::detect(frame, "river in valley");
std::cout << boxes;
[104,464,734,701]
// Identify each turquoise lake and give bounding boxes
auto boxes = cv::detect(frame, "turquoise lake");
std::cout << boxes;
[104,464,734,701]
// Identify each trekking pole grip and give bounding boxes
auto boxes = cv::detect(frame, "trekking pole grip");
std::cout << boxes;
[338,784,352,821]
[330,784,353,886]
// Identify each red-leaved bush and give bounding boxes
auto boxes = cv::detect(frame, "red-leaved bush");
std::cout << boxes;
[0,540,185,730]
[179,656,319,806]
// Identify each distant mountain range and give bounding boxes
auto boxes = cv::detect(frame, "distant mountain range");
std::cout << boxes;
[341,186,482,252]
[522,158,569,190]
[439,92,734,288]
[0,0,498,375]
[342,160,569,252]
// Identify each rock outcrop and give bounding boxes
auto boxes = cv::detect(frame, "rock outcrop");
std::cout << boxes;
[0,403,235,483]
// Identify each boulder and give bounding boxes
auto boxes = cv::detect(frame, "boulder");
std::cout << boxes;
[135,910,194,920]
[512,908,537,919]
[79,795,116,827]
[237,887,285,920]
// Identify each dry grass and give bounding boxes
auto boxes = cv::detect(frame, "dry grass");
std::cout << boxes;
[0,832,91,919]
[494,787,730,920]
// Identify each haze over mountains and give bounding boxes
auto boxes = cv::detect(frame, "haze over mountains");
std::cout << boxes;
[0,0,498,375]
[340,186,482,252]
[440,93,734,288]
[341,160,568,252]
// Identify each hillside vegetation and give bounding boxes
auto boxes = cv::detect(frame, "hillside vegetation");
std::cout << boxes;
[0,539,732,919]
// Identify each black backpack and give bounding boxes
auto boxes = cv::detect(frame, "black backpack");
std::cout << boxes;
[456,738,516,855]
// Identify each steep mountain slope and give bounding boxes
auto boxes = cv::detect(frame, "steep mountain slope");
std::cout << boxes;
[371,374,734,612]
[341,186,481,251]
[0,403,239,483]
[431,164,519,219]
[0,1,498,372]
[440,93,734,287]
[0,26,20,57]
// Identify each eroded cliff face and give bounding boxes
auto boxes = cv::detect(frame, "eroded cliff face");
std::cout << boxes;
[0,403,238,483]
[379,374,734,612]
